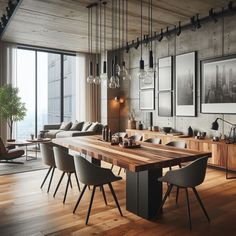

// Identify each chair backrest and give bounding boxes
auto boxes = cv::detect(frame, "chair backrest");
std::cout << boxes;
[40,143,56,167]
[0,138,7,155]
[166,140,186,149]
[53,147,75,173]
[144,138,161,144]
[73,155,116,186]
[112,132,128,138]
[166,156,209,188]
[129,134,142,141]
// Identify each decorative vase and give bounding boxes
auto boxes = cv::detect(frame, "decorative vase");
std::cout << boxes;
[128,120,137,129]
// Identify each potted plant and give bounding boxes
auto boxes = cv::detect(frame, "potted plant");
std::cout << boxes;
[0,84,27,141]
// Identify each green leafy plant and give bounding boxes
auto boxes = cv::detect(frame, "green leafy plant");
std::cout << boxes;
[0,84,27,140]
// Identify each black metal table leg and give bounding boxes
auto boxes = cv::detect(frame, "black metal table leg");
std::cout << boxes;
[126,168,162,220]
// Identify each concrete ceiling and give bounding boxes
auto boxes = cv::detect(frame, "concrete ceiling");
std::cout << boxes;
[0,0,232,52]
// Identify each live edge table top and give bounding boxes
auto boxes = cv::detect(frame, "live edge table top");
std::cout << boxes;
[52,135,212,172]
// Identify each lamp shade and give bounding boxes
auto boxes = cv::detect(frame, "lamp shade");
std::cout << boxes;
[211,119,219,130]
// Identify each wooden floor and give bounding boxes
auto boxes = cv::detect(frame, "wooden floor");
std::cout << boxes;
[0,164,236,236]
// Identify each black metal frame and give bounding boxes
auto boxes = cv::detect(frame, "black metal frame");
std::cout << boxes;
[200,54,236,114]
[175,51,197,117]
[16,46,76,138]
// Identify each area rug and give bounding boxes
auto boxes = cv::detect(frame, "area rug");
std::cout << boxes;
[0,156,47,175]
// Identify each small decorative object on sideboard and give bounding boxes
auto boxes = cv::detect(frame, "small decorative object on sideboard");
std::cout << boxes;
[188,126,193,137]
[162,127,172,133]
[102,125,111,142]
[128,109,137,129]
[138,121,143,130]
[195,131,206,139]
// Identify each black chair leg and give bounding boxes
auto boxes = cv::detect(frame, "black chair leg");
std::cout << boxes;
[101,185,107,205]
[176,187,179,204]
[111,164,114,170]
[118,167,122,175]
[108,183,123,216]
[156,184,173,218]
[40,167,52,189]
[85,186,96,225]
[185,188,192,231]
[67,173,72,188]
[63,173,71,204]
[53,172,65,197]
[73,185,87,214]
[192,187,210,223]
[47,167,55,193]
[74,173,81,192]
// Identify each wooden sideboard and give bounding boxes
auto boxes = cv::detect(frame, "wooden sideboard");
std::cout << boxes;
[126,129,236,171]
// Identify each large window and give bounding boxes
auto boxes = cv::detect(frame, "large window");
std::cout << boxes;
[16,48,76,140]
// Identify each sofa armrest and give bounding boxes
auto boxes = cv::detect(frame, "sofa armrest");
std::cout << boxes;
[43,124,61,130]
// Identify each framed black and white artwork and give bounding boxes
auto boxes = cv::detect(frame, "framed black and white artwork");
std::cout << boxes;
[139,72,155,89]
[158,56,173,91]
[201,55,236,114]
[176,52,196,116]
[158,92,173,117]
[139,89,155,110]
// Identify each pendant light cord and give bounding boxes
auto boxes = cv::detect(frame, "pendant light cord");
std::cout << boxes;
[126,0,128,44]
[141,0,143,59]
[151,0,153,49]
[104,2,106,58]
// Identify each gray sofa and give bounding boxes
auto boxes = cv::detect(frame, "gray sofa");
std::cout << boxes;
[43,121,103,139]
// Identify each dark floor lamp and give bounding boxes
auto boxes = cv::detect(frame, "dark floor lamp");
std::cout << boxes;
[211,117,236,179]
[211,118,236,144]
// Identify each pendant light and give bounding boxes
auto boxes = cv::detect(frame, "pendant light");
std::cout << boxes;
[87,6,94,84]
[144,0,155,84]
[100,1,108,85]
[93,3,101,85]
[137,0,147,80]
[119,0,131,80]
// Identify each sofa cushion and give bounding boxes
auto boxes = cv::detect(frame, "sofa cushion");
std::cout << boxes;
[87,122,99,132]
[45,130,63,139]
[56,130,96,138]
[59,121,72,130]
[81,122,92,131]
[70,121,84,131]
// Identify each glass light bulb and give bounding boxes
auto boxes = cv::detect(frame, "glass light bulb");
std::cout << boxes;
[137,69,147,80]
[109,76,117,89]
[93,76,101,85]
[120,66,131,81]
[144,67,155,84]
[87,75,94,84]
[100,73,108,81]
[115,76,120,88]
[115,64,121,76]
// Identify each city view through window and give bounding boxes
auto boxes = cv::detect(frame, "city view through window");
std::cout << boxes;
[16,48,76,140]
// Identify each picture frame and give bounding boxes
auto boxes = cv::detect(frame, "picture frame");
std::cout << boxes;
[139,89,155,110]
[176,51,196,117]
[158,91,173,117]
[139,72,155,89]
[201,54,236,114]
[158,56,173,91]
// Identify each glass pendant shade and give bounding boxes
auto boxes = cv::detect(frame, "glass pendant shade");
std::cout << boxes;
[137,59,147,80]
[93,63,101,85]
[120,61,131,80]
[115,76,120,88]
[109,76,117,89]
[87,61,94,84]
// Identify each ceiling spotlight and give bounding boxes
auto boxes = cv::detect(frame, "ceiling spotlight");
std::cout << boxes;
[134,37,140,49]
[176,21,181,36]
[196,14,201,29]
[209,8,218,23]
[158,29,163,42]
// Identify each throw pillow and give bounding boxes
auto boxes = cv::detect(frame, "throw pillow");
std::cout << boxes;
[81,122,92,131]
[70,121,84,131]
[59,121,72,130]
[87,122,99,132]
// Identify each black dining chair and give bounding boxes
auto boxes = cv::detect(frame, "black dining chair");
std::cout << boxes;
[73,155,123,225]
[53,147,81,203]
[157,156,210,230]
[40,143,56,193]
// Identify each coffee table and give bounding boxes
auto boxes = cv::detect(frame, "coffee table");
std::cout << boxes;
[7,138,51,161]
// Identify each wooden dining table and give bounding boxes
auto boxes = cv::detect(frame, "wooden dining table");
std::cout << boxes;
[52,135,212,220]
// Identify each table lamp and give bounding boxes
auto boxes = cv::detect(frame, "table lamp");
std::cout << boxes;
[211,118,236,143]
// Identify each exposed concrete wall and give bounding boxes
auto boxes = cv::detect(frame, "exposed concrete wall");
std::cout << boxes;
[119,14,236,137]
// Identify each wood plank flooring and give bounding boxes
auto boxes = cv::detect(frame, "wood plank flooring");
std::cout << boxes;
[0,164,236,236]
